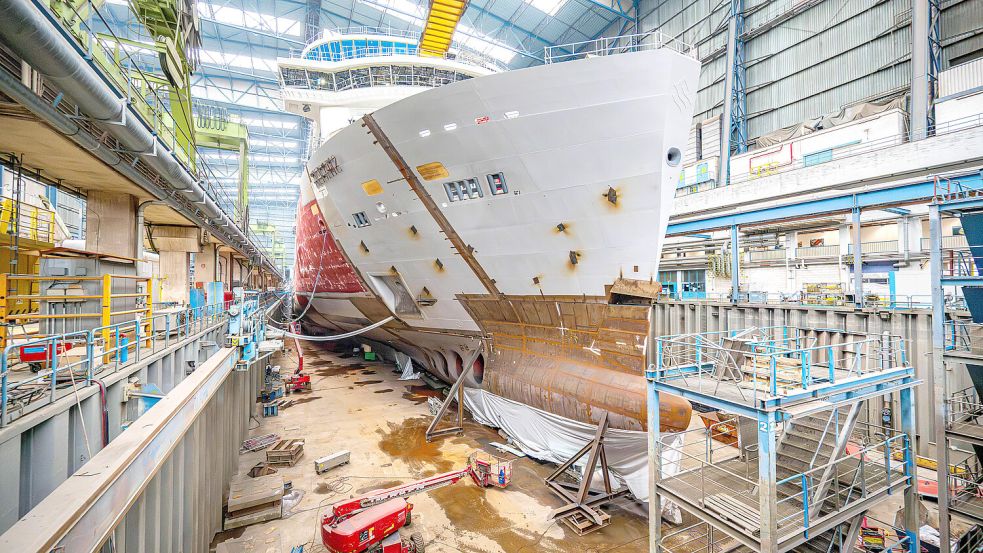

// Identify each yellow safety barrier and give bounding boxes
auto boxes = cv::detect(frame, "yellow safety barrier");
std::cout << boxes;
[1,273,155,353]
[0,199,55,245]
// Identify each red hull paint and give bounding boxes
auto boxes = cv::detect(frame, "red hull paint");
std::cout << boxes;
[295,200,364,295]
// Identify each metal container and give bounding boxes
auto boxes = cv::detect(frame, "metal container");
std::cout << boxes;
[314,450,350,474]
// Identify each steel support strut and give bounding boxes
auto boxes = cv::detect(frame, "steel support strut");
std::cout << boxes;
[647,304,662,552]
[929,202,950,552]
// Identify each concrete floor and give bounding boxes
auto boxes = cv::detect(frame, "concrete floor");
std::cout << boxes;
[210,341,952,553]
[212,341,657,552]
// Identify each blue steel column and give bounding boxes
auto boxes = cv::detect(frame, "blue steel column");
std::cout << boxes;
[929,203,951,552]
[900,384,921,552]
[757,409,778,550]
[731,225,740,303]
[719,0,747,187]
[852,207,863,307]
[646,304,663,552]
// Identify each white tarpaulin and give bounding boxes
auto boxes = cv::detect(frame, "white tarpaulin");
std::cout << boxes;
[462,388,684,509]
[395,352,421,381]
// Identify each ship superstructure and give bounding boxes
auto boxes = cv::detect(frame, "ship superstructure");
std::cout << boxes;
[279,32,700,432]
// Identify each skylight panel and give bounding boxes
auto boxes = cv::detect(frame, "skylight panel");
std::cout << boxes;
[197,1,301,36]
[526,0,568,15]
[454,24,517,64]
[356,0,424,26]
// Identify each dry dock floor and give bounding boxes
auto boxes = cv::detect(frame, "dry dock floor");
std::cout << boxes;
[212,341,667,552]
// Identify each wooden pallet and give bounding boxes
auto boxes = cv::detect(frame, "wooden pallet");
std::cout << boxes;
[225,473,283,529]
[266,439,304,467]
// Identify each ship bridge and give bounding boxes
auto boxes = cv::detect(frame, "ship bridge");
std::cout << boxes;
[277,29,500,137]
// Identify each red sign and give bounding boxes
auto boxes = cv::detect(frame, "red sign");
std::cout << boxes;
[475,115,490,125]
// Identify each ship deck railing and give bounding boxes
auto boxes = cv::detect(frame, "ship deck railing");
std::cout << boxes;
[659,425,910,548]
[544,31,697,63]
[652,326,911,409]
[283,40,507,73]
[279,65,478,95]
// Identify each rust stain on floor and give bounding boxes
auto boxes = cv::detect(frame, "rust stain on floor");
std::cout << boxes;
[402,384,442,405]
[376,416,453,473]
[354,479,406,495]
[354,379,384,386]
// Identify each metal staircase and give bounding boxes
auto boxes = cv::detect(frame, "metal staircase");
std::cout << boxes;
[648,325,918,553]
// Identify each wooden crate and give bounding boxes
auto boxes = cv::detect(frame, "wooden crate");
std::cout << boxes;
[266,438,304,467]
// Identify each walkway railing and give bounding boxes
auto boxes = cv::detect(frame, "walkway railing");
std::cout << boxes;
[653,326,908,401]
[674,112,983,196]
[0,198,56,244]
[947,386,982,427]
[0,273,154,349]
[657,291,939,311]
[544,31,697,63]
[0,292,278,427]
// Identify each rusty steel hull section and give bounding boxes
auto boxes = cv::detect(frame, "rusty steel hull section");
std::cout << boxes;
[484,347,691,432]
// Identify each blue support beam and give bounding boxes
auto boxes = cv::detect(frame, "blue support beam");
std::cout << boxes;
[853,207,863,308]
[883,207,911,215]
[940,277,983,287]
[666,171,983,236]
[574,0,633,22]
[731,224,740,303]
[730,0,748,154]
[758,409,778,550]
[900,384,921,552]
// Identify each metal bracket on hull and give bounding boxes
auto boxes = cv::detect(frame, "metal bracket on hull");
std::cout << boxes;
[425,346,482,442]
[544,410,629,535]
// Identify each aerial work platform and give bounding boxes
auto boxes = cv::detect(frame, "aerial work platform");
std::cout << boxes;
[645,324,920,553]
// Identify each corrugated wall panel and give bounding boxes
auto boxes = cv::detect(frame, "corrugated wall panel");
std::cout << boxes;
[942,0,983,66]
[749,64,911,138]
[633,0,980,143]
[939,58,983,97]
[747,31,911,117]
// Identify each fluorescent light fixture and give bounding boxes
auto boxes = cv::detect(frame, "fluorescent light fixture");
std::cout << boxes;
[419,129,431,137]
[443,123,457,131]
[504,111,520,119]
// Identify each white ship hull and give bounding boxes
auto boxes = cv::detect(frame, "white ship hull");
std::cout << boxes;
[293,48,700,431]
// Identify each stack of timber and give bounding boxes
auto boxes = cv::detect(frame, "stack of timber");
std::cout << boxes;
[225,473,284,529]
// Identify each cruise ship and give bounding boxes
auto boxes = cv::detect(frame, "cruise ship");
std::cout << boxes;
[279,29,701,432]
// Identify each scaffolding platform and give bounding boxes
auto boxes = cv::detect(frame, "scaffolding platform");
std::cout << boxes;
[646,325,920,553]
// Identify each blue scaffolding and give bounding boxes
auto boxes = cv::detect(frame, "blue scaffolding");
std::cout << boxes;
[645,319,920,552]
